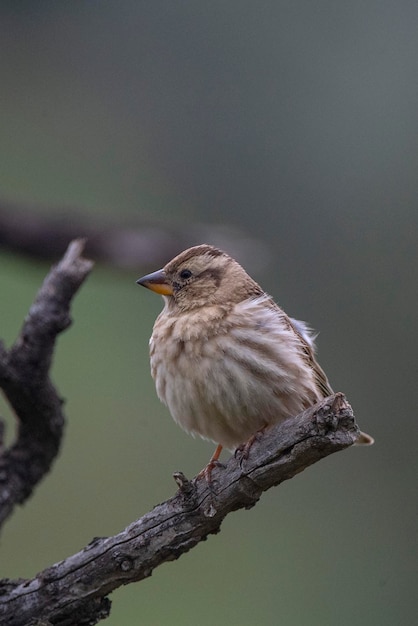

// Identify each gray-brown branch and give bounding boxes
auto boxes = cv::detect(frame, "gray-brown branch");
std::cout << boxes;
[0,239,94,528]
[0,202,270,272]
[0,393,361,626]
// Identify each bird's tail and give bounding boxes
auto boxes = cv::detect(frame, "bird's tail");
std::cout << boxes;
[355,430,374,445]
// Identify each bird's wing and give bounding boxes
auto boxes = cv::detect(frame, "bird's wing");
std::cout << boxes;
[288,315,334,397]
[264,297,334,398]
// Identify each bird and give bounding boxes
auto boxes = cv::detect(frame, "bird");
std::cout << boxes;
[137,244,374,476]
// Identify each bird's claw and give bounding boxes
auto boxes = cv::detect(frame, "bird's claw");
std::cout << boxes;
[197,459,225,487]
[235,427,267,468]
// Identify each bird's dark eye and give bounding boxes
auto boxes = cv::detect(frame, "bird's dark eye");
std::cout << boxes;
[179,269,192,280]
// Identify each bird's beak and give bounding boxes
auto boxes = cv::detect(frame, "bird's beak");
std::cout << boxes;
[136,269,174,296]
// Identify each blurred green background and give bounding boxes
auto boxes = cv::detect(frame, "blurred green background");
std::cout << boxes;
[1,2,417,625]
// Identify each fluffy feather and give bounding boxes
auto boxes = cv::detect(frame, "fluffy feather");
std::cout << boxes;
[139,244,374,452]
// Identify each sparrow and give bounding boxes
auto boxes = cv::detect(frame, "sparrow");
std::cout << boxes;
[137,244,373,473]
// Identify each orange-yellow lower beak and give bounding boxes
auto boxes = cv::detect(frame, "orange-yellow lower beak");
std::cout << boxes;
[136,269,174,296]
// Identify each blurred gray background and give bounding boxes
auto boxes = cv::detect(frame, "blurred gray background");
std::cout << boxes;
[0,2,417,625]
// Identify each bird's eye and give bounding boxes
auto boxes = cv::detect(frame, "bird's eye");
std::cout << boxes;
[179,269,192,280]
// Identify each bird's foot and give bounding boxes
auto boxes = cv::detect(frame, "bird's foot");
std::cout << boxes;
[235,425,268,467]
[197,459,225,485]
[197,443,224,487]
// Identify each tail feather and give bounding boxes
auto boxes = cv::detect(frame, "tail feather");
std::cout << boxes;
[355,430,374,445]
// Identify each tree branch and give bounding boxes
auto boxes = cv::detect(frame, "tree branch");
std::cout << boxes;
[0,202,270,272]
[0,393,360,626]
[0,239,94,528]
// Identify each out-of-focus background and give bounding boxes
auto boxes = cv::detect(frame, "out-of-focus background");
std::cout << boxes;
[1,3,417,625]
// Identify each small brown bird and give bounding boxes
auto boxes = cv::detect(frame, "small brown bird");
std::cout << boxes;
[137,244,373,473]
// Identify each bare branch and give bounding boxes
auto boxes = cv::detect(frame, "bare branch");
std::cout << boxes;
[0,202,271,272]
[0,239,93,528]
[0,393,359,626]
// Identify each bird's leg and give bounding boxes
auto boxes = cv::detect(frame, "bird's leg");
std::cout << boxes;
[235,424,268,466]
[198,443,224,484]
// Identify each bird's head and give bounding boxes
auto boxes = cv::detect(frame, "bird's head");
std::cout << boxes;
[136,244,263,312]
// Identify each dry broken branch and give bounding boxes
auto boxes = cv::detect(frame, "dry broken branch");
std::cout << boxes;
[0,239,94,528]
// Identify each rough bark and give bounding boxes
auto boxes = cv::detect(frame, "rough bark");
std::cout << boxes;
[0,393,360,626]
[0,239,94,528]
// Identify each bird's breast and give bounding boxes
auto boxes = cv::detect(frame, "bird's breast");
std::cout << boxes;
[149,299,321,449]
